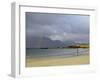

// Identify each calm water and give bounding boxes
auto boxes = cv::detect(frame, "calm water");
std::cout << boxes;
[26,48,89,58]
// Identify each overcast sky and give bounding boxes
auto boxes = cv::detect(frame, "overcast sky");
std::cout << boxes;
[26,12,89,44]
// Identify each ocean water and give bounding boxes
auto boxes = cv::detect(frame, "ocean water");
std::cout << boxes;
[26,48,89,58]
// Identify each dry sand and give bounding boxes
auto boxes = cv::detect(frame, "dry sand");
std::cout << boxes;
[26,54,89,67]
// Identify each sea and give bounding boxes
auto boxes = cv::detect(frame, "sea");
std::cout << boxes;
[26,48,89,58]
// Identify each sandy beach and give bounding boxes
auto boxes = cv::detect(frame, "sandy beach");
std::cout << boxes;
[26,54,89,67]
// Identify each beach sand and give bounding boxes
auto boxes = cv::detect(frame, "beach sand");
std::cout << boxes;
[26,54,89,67]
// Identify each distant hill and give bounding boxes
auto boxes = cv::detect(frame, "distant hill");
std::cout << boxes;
[67,44,89,48]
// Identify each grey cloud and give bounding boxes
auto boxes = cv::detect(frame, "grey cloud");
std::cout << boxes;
[26,12,89,48]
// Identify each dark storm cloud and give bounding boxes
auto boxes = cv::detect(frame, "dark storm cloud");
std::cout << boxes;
[26,12,89,44]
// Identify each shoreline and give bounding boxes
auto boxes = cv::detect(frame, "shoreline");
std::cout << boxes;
[26,54,89,67]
